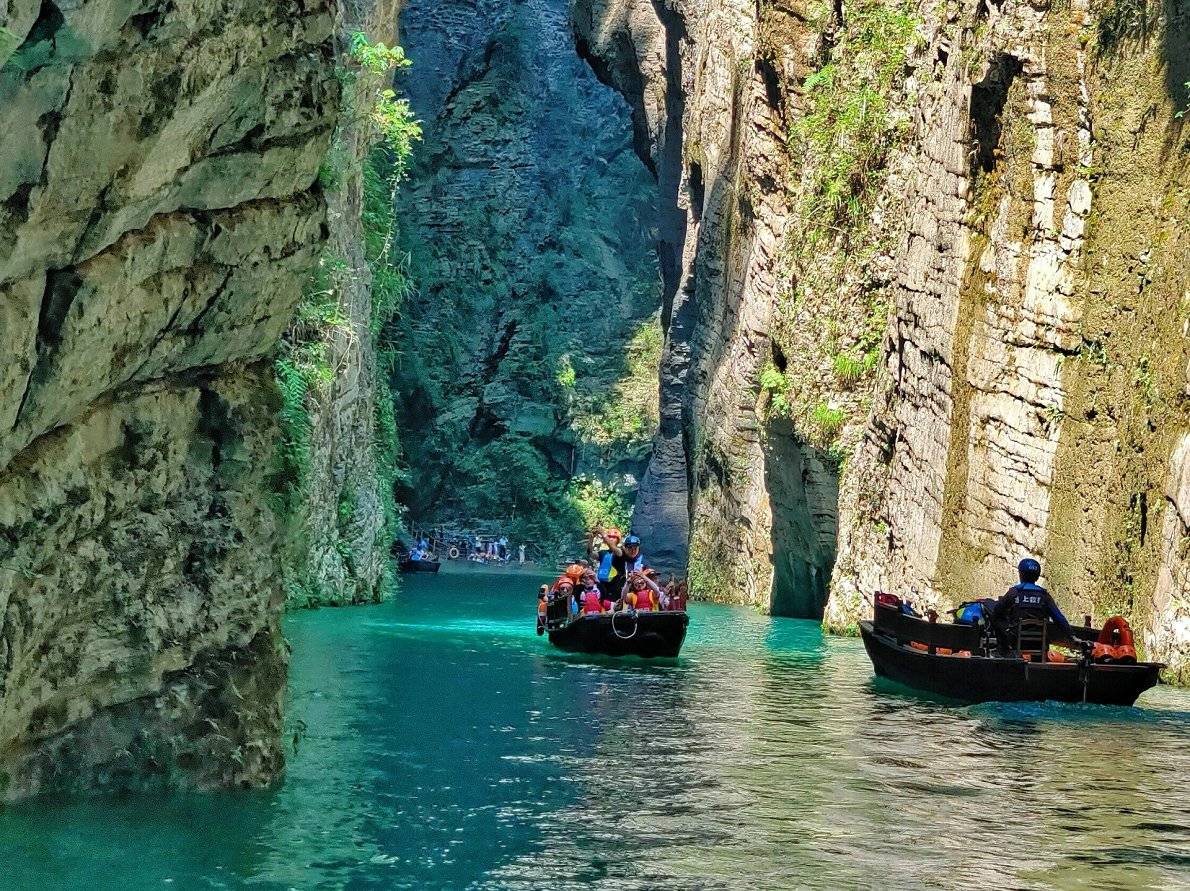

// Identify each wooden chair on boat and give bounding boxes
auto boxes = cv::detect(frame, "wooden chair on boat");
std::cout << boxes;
[1014,617,1049,661]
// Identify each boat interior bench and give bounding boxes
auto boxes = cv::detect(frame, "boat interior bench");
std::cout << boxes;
[873,604,984,653]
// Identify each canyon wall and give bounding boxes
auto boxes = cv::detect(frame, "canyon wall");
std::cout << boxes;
[0,0,341,797]
[575,0,1190,676]
[391,0,662,552]
[279,0,404,607]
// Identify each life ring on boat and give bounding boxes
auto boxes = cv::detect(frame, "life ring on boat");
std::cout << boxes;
[448,546,461,559]
[612,609,638,640]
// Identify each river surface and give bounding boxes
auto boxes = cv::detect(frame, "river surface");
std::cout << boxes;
[2,567,1189,890]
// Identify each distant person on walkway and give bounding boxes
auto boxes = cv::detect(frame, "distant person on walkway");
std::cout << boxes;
[518,543,526,565]
[990,558,1073,652]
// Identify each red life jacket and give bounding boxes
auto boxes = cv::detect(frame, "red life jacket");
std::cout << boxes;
[1093,616,1138,663]
[581,590,604,614]
[632,589,655,611]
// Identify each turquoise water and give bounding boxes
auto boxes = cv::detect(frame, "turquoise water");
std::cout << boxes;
[2,567,1189,889]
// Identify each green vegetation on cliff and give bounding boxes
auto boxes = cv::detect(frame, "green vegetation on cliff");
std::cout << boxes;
[273,33,421,607]
[390,9,662,557]
[762,0,921,460]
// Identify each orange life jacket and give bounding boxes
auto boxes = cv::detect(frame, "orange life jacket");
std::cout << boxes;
[1094,616,1138,663]
[632,589,655,611]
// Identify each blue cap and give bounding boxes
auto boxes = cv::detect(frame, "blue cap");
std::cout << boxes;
[624,535,641,547]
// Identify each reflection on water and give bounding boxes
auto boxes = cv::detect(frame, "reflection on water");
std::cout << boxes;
[1,567,1188,890]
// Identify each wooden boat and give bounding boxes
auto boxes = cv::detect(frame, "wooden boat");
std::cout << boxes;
[541,596,688,658]
[399,557,441,574]
[860,601,1162,706]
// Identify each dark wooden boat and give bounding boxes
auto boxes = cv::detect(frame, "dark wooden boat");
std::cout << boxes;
[542,594,689,658]
[399,558,440,574]
[860,601,1162,706]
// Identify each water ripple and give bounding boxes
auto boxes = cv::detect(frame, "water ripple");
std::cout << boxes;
[0,572,1187,890]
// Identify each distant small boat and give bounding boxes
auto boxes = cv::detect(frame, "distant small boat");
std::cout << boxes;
[399,558,440,574]
[860,600,1162,706]
[541,597,688,658]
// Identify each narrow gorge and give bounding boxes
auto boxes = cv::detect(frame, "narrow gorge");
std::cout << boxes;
[390,0,663,552]
[574,0,1190,681]
[0,0,1188,805]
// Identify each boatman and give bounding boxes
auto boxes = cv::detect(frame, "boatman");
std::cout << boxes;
[596,531,646,600]
[990,557,1073,651]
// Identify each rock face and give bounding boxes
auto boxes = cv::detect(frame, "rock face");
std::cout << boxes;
[574,0,836,606]
[391,0,661,545]
[575,0,1190,675]
[0,0,339,796]
[281,0,402,607]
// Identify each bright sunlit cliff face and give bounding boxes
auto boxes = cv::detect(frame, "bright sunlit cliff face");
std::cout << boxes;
[573,0,1190,681]
[0,0,344,797]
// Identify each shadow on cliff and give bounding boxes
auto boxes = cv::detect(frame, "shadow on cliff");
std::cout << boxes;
[1164,0,1190,146]
[765,416,838,619]
[1096,0,1189,149]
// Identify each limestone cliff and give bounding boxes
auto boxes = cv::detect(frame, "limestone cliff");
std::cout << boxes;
[278,0,405,607]
[575,0,1190,677]
[391,0,662,552]
[0,0,339,796]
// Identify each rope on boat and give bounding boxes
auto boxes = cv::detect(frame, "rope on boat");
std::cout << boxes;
[611,609,638,640]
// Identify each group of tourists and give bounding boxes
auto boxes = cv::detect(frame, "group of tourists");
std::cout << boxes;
[537,528,689,628]
[469,535,525,564]
[407,535,435,562]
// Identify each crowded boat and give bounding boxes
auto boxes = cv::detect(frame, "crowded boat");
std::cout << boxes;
[535,528,690,658]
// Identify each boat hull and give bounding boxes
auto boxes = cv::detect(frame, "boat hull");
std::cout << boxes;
[860,621,1161,706]
[548,611,689,658]
[399,559,441,574]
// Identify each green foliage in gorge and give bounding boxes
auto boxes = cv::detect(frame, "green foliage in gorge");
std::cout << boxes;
[274,34,421,605]
[759,361,791,417]
[572,317,663,456]
[568,476,633,535]
[791,0,920,243]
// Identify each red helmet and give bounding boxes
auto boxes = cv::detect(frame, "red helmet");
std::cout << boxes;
[555,577,575,590]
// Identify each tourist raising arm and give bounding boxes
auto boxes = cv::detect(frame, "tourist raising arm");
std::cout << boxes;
[626,572,660,611]
[640,573,666,609]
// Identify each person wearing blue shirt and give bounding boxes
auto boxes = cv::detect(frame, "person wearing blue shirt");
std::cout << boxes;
[596,533,646,600]
[991,557,1072,651]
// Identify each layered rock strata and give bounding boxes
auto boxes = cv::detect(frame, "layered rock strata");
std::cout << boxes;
[283,0,402,607]
[575,0,1190,678]
[0,0,339,796]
